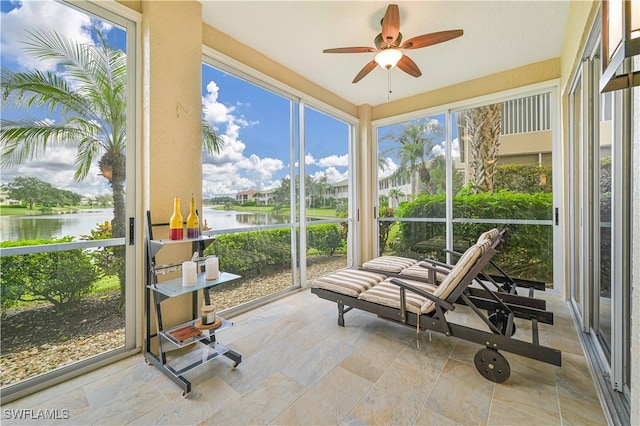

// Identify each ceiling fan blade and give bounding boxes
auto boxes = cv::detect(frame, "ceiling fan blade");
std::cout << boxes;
[353,60,378,83]
[397,55,422,78]
[381,4,400,45]
[323,46,377,54]
[400,29,464,50]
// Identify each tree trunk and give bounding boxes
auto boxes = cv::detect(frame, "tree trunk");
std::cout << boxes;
[466,103,503,193]
[109,152,127,310]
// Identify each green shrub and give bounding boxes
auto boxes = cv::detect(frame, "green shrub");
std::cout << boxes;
[394,191,553,282]
[207,228,292,275]
[495,164,552,193]
[1,237,99,312]
[307,223,345,256]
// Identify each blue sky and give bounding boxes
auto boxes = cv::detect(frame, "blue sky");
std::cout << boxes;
[0,0,353,199]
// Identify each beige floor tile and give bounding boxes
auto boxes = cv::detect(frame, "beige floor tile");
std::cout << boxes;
[423,358,494,425]
[129,376,240,425]
[199,371,305,425]
[348,343,445,425]
[487,399,559,426]
[339,332,406,383]
[555,352,601,405]
[271,366,372,425]
[492,373,560,423]
[558,392,608,425]
[414,407,462,425]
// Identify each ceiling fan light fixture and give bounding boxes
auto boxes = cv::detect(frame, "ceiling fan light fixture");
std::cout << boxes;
[374,48,403,69]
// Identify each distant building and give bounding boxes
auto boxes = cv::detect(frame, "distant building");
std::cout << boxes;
[255,188,276,205]
[236,189,260,204]
[0,189,21,206]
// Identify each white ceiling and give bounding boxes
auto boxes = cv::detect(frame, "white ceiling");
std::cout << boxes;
[200,1,571,107]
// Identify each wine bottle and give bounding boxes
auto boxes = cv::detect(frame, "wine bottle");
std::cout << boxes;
[186,195,200,238]
[169,197,183,240]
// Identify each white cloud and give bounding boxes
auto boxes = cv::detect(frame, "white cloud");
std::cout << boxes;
[237,154,284,180]
[201,80,286,197]
[378,157,398,178]
[1,0,94,71]
[310,167,348,184]
[317,154,348,168]
[305,154,316,165]
[432,145,445,157]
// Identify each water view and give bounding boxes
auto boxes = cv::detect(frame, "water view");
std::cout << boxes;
[0,207,290,242]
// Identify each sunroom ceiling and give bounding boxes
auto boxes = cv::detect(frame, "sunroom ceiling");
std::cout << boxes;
[200,1,571,107]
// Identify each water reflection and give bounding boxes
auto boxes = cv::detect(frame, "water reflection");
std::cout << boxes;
[0,207,291,242]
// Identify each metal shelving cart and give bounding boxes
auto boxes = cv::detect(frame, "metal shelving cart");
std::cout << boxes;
[144,211,241,396]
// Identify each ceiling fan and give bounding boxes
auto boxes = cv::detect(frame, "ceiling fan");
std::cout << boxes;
[323,4,463,83]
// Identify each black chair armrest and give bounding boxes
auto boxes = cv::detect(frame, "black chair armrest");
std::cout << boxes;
[389,278,455,311]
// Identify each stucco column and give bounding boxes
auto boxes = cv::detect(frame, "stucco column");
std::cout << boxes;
[142,0,203,228]
[141,0,203,326]
[357,104,376,264]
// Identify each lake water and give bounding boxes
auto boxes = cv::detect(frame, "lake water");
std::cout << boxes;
[0,207,289,242]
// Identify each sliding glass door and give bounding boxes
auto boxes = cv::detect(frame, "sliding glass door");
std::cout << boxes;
[0,0,138,400]
[374,88,559,289]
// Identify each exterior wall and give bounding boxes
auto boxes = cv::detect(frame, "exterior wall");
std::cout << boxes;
[499,131,552,158]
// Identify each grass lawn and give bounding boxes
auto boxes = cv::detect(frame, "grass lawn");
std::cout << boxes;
[0,205,105,216]
[212,204,338,218]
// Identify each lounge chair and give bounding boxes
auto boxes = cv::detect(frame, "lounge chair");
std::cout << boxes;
[364,228,545,294]
[311,236,561,383]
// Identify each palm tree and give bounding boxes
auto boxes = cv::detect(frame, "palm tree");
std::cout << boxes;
[380,120,443,196]
[465,103,503,193]
[387,187,405,208]
[1,29,222,303]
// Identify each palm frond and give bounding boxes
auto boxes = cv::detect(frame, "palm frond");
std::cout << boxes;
[0,118,84,167]
[202,120,223,154]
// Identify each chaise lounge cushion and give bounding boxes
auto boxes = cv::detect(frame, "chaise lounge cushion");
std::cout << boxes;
[399,263,447,282]
[477,228,500,244]
[358,278,438,314]
[421,239,492,314]
[311,269,387,297]
[361,255,417,273]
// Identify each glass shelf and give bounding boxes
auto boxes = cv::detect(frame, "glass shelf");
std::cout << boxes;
[148,271,241,298]
[147,235,215,258]
[166,341,232,376]
[160,317,233,348]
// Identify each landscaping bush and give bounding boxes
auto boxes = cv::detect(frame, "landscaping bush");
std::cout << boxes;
[205,223,345,275]
[1,237,100,312]
[307,223,346,256]
[207,228,292,275]
[394,191,553,282]
[495,164,552,193]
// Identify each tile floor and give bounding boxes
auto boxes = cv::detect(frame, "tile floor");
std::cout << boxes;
[2,288,608,425]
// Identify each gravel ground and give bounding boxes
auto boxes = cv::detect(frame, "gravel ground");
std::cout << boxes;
[0,256,346,387]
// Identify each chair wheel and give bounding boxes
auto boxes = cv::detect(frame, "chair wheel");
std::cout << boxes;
[488,313,516,336]
[474,347,510,383]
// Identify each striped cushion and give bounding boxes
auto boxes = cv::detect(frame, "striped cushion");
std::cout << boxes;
[399,263,447,283]
[477,228,499,243]
[312,269,386,297]
[421,239,491,314]
[361,256,417,273]
[358,278,438,314]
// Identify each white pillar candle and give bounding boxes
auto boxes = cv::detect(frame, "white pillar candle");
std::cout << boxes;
[182,261,197,286]
[205,256,219,281]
